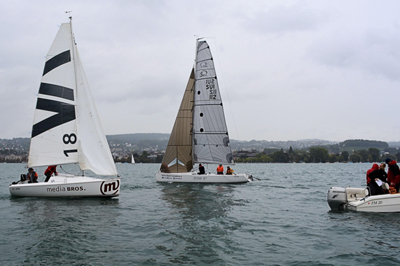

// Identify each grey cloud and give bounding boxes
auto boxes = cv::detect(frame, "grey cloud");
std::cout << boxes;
[244,3,332,35]
[309,26,400,81]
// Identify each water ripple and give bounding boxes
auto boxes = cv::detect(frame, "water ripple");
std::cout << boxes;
[1,163,400,265]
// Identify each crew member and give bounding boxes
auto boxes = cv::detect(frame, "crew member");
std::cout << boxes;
[386,159,400,192]
[217,164,224,174]
[198,164,205,175]
[369,163,389,194]
[226,166,234,175]
[366,164,379,185]
[44,165,58,182]
[367,163,384,195]
[27,168,38,183]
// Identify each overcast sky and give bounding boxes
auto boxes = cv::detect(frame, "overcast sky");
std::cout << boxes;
[1,0,400,142]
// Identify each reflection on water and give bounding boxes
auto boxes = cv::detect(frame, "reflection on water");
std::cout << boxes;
[13,198,119,265]
[159,183,244,264]
[161,184,236,220]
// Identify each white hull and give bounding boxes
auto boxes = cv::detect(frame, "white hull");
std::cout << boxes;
[9,174,120,197]
[327,186,400,212]
[347,193,400,212]
[156,172,251,183]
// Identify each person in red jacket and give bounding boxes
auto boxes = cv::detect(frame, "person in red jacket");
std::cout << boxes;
[44,165,58,182]
[386,159,400,192]
[367,163,385,195]
[366,163,379,185]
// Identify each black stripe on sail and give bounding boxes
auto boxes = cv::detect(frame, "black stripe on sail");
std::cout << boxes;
[39,83,74,101]
[42,50,71,76]
[31,98,76,138]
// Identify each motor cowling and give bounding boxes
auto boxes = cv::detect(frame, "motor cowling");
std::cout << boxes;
[327,187,347,210]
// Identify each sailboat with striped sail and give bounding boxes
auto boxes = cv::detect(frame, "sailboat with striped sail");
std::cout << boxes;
[9,18,120,197]
[156,39,252,183]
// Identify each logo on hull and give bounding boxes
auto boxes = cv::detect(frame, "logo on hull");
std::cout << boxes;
[100,180,120,195]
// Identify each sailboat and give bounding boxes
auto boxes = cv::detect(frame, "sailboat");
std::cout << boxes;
[156,39,252,183]
[9,18,120,197]
[131,154,135,164]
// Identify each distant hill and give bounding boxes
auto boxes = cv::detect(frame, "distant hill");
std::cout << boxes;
[106,133,170,143]
[231,139,337,150]
[338,139,389,152]
[388,141,400,148]
[0,134,398,153]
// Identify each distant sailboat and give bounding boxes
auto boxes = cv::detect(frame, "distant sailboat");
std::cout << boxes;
[131,154,135,164]
[9,18,120,197]
[156,39,252,183]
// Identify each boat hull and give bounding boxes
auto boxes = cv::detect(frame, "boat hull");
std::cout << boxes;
[9,174,120,197]
[327,186,400,212]
[347,193,400,212]
[156,172,251,183]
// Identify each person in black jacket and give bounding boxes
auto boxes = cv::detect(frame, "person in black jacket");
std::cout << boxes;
[198,164,205,175]
[369,163,389,195]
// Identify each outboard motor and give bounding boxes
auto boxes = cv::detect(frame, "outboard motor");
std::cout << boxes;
[327,187,347,210]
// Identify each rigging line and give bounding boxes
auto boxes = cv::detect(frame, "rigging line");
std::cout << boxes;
[212,38,240,142]
[194,103,223,107]
[59,165,74,175]
[196,77,217,81]
[194,132,228,135]
[197,46,208,52]
[196,58,212,63]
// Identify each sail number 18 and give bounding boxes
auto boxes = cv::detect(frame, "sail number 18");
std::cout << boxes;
[63,133,78,157]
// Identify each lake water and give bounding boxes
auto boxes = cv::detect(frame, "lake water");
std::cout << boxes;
[1,163,400,265]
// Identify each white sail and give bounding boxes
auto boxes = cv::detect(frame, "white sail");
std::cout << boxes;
[28,21,117,176]
[74,48,118,175]
[131,154,135,164]
[192,40,233,164]
[29,22,78,167]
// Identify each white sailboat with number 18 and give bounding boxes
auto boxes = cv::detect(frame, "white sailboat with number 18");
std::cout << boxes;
[156,39,252,183]
[9,18,120,197]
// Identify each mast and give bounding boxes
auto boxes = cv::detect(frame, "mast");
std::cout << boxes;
[69,17,78,96]
[191,38,200,168]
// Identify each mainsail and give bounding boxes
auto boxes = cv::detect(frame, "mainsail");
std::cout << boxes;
[28,21,117,176]
[192,40,233,165]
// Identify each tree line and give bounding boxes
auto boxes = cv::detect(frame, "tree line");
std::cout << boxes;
[234,146,400,163]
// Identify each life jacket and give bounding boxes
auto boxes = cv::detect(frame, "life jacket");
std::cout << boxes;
[217,165,224,173]
[27,171,38,182]
[45,165,57,175]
